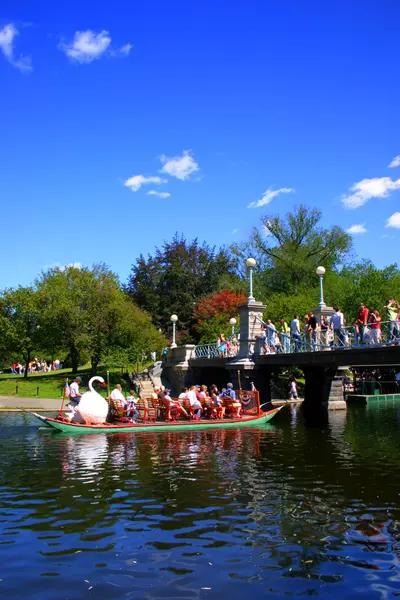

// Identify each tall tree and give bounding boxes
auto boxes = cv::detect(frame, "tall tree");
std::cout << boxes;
[126,234,236,341]
[2,287,44,377]
[231,205,353,296]
[37,264,164,373]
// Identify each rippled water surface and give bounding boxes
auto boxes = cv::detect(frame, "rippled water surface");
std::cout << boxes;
[1,405,400,599]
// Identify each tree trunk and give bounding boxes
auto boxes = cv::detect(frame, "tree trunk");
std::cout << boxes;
[24,350,31,379]
[71,346,79,374]
[91,357,98,376]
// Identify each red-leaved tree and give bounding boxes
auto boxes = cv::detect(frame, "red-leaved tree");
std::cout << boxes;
[195,290,247,343]
[195,290,247,323]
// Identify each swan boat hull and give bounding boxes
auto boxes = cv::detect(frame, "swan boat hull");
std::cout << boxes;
[32,407,283,434]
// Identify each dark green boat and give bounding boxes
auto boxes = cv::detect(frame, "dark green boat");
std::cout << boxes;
[33,406,283,434]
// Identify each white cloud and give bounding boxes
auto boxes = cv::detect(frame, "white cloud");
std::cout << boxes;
[386,212,400,229]
[0,24,32,73]
[159,150,199,181]
[124,175,167,192]
[147,190,171,199]
[248,187,295,209]
[341,177,400,209]
[388,155,400,168]
[380,234,395,239]
[112,43,133,56]
[232,228,239,234]
[45,261,83,271]
[59,30,131,63]
[346,223,367,234]
[60,262,83,271]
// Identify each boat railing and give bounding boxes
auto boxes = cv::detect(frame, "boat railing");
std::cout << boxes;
[352,380,400,395]
[193,320,400,359]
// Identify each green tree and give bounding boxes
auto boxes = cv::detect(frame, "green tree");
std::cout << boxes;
[126,234,236,341]
[325,261,400,323]
[231,205,352,296]
[37,264,165,373]
[1,286,44,378]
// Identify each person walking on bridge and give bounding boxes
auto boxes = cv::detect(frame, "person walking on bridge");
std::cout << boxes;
[279,319,290,353]
[290,315,301,353]
[385,299,399,342]
[331,307,345,347]
[369,310,382,345]
[356,303,369,343]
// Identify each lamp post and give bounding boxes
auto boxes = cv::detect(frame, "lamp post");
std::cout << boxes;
[246,257,256,303]
[170,314,178,348]
[316,266,326,308]
[229,317,237,336]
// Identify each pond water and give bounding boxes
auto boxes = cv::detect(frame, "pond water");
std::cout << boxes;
[1,405,400,599]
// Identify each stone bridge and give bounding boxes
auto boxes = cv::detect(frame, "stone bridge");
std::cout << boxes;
[161,298,400,425]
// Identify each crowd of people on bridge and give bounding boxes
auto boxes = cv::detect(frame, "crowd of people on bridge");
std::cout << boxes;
[259,298,400,354]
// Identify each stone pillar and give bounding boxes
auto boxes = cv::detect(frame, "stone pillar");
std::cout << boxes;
[162,345,196,394]
[328,366,347,410]
[252,369,272,408]
[311,304,334,325]
[238,300,266,359]
[302,366,346,426]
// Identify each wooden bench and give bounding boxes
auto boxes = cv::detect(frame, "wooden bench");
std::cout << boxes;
[110,398,131,423]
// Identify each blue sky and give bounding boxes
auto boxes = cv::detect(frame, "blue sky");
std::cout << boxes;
[1,0,399,289]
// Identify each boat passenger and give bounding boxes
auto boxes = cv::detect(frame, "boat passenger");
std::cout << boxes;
[164,389,188,419]
[126,389,139,422]
[187,385,202,418]
[223,383,241,418]
[178,387,188,400]
[111,384,126,403]
[69,376,82,404]
[198,384,213,418]
[211,389,224,419]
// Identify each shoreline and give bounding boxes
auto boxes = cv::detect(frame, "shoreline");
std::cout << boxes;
[0,396,62,411]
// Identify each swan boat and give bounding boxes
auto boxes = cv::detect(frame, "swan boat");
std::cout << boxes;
[32,385,283,435]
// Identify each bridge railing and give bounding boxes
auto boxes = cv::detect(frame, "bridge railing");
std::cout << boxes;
[193,320,400,359]
[194,328,240,359]
[259,320,400,354]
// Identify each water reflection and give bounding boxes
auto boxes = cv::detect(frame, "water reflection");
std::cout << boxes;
[0,408,399,598]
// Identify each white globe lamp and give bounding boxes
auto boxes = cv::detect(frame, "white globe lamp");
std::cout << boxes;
[316,266,326,307]
[246,258,256,302]
[170,314,178,348]
[229,317,237,335]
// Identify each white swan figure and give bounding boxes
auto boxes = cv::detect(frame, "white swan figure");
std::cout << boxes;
[73,376,109,425]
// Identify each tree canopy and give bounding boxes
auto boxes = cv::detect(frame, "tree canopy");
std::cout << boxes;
[231,205,353,296]
[126,234,236,342]
[194,289,247,343]
[0,264,165,374]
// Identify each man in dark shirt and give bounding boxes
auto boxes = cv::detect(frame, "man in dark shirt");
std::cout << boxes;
[308,312,317,351]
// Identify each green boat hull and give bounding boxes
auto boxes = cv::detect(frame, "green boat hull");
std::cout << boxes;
[33,407,283,435]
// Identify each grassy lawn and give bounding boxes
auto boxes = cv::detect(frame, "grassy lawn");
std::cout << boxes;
[0,366,141,399]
